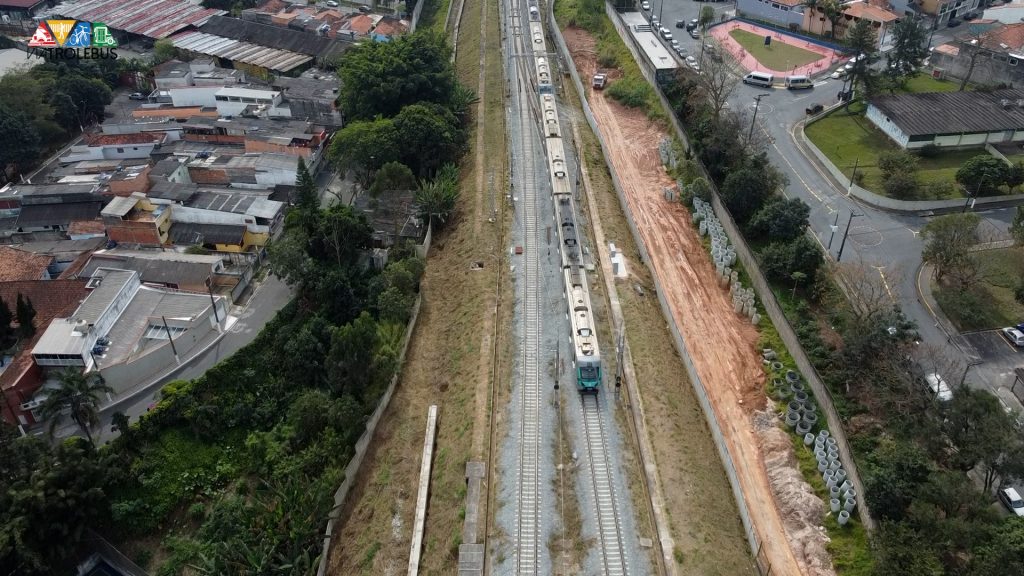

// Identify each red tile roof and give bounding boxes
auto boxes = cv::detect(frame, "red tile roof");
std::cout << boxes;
[0,0,46,8]
[0,279,90,393]
[84,132,166,147]
[373,18,407,37]
[67,220,107,235]
[0,246,51,281]
[843,2,899,23]
[980,23,1024,52]
[346,14,375,35]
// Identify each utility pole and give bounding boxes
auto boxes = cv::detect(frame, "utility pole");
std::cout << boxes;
[849,157,860,189]
[748,93,771,144]
[205,276,221,324]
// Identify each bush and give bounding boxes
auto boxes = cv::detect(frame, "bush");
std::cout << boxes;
[883,172,920,200]
[920,180,956,199]
[878,150,918,181]
[606,75,653,109]
[956,154,1009,196]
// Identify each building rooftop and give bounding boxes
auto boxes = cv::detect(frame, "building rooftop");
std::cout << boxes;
[82,249,222,287]
[52,0,226,39]
[170,31,315,73]
[199,14,345,58]
[17,202,104,229]
[620,12,678,71]
[843,1,899,22]
[870,89,1024,136]
[373,17,408,37]
[101,196,141,218]
[67,220,107,235]
[84,133,166,147]
[272,73,339,102]
[0,48,43,79]
[153,59,191,79]
[977,22,1024,53]
[169,222,246,245]
[0,246,52,281]
[185,190,284,220]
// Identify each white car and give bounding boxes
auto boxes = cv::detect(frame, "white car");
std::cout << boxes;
[686,56,697,65]
[831,68,847,79]
[999,487,1024,516]
[641,1,651,10]
[325,0,338,5]
[671,39,681,50]
[1002,327,1024,346]
[924,373,953,402]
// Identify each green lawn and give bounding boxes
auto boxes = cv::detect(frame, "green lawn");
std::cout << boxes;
[902,73,960,94]
[805,102,968,198]
[934,247,1024,331]
[729,29,824,71]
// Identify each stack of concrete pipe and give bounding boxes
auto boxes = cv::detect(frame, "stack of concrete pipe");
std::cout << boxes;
[810,428,857,525]
[658,137,677,169]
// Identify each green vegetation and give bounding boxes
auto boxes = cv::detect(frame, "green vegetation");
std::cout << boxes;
[902,73,960,94]
[805,103,973,198]
[555,0,664,119]
[934,245,1024,331]
[728,28,824,71]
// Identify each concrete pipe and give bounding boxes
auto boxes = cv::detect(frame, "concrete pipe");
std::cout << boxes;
[794,391,809,404]
[787,400,802,413]
[802,412,819,427]
[751,312,761,325]
[826,476,837,489]
[814,439,825,452]
[835,469,847,483]
[786,370,800,383]
[815,449,827,461]
[818,429,830,440]
[785,412,799,427]
[829,461,841,472]
[790,380,806,393]
[829,486,840,499]
[830,498,841,513]
[771,361,784,372]
[827,450,839,462]
[843,498,856,513]
[803,432,815,446]
[837,510,850,525]
[796,421,812,435]
[825,437,837,448]
[802,401,817,413]
[840,480,852,493]
[817,460,829,473]
[844,488,857,500]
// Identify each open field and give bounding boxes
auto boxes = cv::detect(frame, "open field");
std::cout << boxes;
[326,0,508,572]
[729,28,824,71]
[934,246,1024,332]
[805,102,971,198]
[902,73,960,94]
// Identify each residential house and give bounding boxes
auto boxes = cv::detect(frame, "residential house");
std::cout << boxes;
[918,0,981,27]
[866,88,1024,148]
[0,279,90,427]
[62,133,167,164]
[186,153,301,189]
[101,193,172,246]
[371,17,409,42]
[736,0,807,30]
[931,23,1024,86]
[0,245,53,280]
[353,190,427,249]
[81,249,224,293]
[67,220,108,241]
[803,1,899,47]
[0,182,106,236]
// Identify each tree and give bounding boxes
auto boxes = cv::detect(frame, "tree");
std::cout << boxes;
[369,161,417,197]
[884,171,920,199]
[153,38,176,63]
[58,75,113,126]
[887,17,929,86]
[1011,206,1024,246]
[721,168,772,223]
[336,31,457,120]
[38,368,113,449]
[790,271,807,297]
[696,51,739,119]
[864,438,934,521]
[956,154,1009,196]
[15,293,35,340]
[819,0,844,37]
[747,196,810,241]
[831,260,897,324]
[294,156,319,212]
[326,311,379,399]
[393,102,465,176]
[921,213,979,286]
[0,105,42,179]
[944,387,1023,491]
[316,204,374,269]
[0,296,11,348]
[329,117,401,185]
[415,163,460,228]
[970,517,1024,576]
[878,150,919,180]
[872,521,945,576]
[758,236,823,284]
[699,5,715,30]
[845,18,878,109]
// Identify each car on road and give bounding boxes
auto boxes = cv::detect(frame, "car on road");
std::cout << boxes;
[686,18,699,31]
[676,19,685,28]
[641,1,651,10]
[924,373,954,402]
[999,487,1024,516]
[660,27,673,40]
[671,39,681,50]
[1002,327,1024,346]
[325,0,338,6]
[689,29,701,39]
[686,55,697,65]
[128,92,147,100]
[675,46,687,56]
[651,16,659,28]
[831,69,847,79]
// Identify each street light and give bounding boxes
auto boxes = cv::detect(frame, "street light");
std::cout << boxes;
[747,93,771,144]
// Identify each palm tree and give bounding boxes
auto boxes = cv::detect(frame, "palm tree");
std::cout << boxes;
[39,368,113,449]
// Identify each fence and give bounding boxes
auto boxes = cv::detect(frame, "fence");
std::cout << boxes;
[409,0,426,32]
[548,1,767,568]
[316,293,423,576]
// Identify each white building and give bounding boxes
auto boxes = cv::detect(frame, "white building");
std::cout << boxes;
[61,133,166,163]
[867,89,1024,149]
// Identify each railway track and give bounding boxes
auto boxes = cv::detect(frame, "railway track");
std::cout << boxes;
[512,4,543,573]
[581,394,629,576]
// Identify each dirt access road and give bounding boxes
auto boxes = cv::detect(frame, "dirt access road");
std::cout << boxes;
[563,27,829,576]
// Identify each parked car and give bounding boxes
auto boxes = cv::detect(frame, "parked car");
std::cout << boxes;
[660,28,673,41]
[671,39,681,51]
[947,18,961,27]
[999,487,1024,516]
[689,29,700,39]
[831,69,847,79]
[686,56,697,65]
[805,103,824,115]
[675,46,687,56]
[92,345,106,356]
[686,18,699,31]
[641,1,651,10]
[651,16,659,28]
[924,373,953,402]
[675,19,685,28]
[325,0,338,6]
[128,92,146,100]
[1002,327,1024,347]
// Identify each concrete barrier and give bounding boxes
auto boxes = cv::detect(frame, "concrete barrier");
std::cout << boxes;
[408,404,439,576]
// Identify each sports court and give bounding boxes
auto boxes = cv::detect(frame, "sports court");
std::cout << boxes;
[709,20,844,77]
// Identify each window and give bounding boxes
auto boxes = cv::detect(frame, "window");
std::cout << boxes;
[1011,57,1019,66]
[116,147,124,153]
[215,95,228,101]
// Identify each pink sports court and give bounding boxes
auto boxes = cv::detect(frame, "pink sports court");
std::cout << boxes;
[709,20,849,77]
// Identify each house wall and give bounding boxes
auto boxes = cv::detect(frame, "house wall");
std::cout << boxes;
[154,73,193,90]
[168,86,221,108]
[1,361,43,426]
[866,103,910,147]
[738,0,805,28]
[932,47,1024,87]
[108,165,153,196]
[244,138,314,157]
[243,229,269,247]
[105,221,164,245]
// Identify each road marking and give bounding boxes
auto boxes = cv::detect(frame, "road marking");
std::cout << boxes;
[873,265,894,300]
[907,227,920,237]
[767,128,826,204]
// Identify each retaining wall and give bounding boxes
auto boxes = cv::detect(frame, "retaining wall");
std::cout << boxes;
[410,0,426,32]
[316,294,423,576]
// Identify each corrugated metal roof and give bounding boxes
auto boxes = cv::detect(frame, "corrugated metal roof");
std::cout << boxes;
[55,0,226,39]
[870,89,1024,137]
[171,31,313,72]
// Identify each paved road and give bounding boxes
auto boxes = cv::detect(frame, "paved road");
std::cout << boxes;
[74,274,292,444]
[636,3,1022,403]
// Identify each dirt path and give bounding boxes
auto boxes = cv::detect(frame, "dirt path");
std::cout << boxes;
[563,26,811,576]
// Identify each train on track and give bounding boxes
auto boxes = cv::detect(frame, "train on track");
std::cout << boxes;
[528,6,602,392]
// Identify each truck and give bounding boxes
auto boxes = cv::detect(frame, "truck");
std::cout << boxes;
[592,72,607,90]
